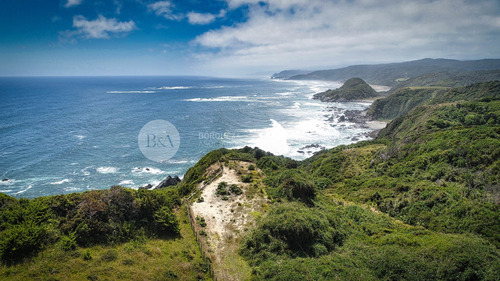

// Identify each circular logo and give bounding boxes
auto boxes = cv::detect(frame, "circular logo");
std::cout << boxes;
[138,120,180,162]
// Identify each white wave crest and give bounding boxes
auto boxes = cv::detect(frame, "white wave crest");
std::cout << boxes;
[184,96,248,102]
[107,90,156,94]
[96,166,119,174]
[248,119,289,155]
[119,180,134,186]
[51,179,71,185]
[157,86,192,90]
[131,167,165,175]
[15,185,32,194]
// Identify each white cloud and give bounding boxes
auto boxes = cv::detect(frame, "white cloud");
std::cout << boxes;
[148,1,182,20]
[64,0,83,8]
[187,10,226,25]
[193,0,500,74]
[187,12,216,25]
[71,15,136,39]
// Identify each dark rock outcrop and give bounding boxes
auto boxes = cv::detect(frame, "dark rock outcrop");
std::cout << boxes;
[139,184,153,190]
[154,175,181,189]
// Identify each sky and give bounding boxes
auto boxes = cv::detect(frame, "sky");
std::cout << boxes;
[0,0,499,76]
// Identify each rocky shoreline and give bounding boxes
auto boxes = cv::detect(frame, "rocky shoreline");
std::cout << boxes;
[296,99,386,156]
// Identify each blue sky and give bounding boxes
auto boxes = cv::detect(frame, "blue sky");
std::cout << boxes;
[1,0,499,76]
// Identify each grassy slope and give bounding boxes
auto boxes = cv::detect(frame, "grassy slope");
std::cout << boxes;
[388,70,500,94]
[0,206,210,281]
[368,80,500,120]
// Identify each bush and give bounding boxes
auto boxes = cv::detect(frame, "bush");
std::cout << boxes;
[83,249,92,261]
[60,232,77,251]
[196,216,207,227]
[0,223,49,264]
[241,174,253,183]
[241,202,345,258]
[154,206,180,235]
[264,170,316,203]
[229,184,243,195]
[216,182,230,196]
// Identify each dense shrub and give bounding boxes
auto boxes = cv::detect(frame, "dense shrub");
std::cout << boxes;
[154,206,180,235]
[264,170,316,203]
[0,185,183,264]
[241,202,345,259]
[0,223,50,264]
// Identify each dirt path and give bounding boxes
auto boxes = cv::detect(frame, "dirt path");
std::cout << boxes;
[190,161,267,281]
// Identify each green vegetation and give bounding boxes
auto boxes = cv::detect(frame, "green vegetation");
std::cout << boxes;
[288,58,500,86]
[238,98,500,280]
[0,197,210,280]
[389,70,500,94]
[314,77,378,102]
[368,80,500,120]
[0,186,183,264]
[2,80,500,280]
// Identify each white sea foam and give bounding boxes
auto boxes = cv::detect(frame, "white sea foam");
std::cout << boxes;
[131,167,165,175]
[203,85,228,89]
[247,119,290,155]
[75,135,85,140]
[157,86,192,90]
[107,90,156,94]
[0,179,15,185]
[184,96,249,102]
[15,185,32,194]
[165,159,196,165]
[81,166,92,176]
[119,180,134,186]
[96,166,119,174]
[63,186,80,192]
[51,179,70,185]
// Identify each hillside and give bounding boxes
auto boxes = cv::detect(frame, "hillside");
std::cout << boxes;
[313,77,378,102]
[287,58,500,87]
[1,82,500,280]
[271,69,310,79]
[388,70,500,94]
[367,80,500,120]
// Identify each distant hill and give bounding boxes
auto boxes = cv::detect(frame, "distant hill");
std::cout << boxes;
[287,58,500,87]
[367,80,500,120]
[388,69,500,93]
[313,77,378,102]
[271,70,311,79]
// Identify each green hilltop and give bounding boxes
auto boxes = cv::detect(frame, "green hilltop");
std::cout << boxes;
[1,80,500,280]
[314,77,378,102]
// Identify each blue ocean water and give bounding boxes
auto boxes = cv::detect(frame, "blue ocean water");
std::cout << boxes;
[0,76,375,198]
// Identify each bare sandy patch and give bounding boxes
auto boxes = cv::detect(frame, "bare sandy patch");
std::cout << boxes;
[190,161,267,281]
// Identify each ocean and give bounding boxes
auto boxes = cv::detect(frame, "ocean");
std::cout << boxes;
[0,76,376,198]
